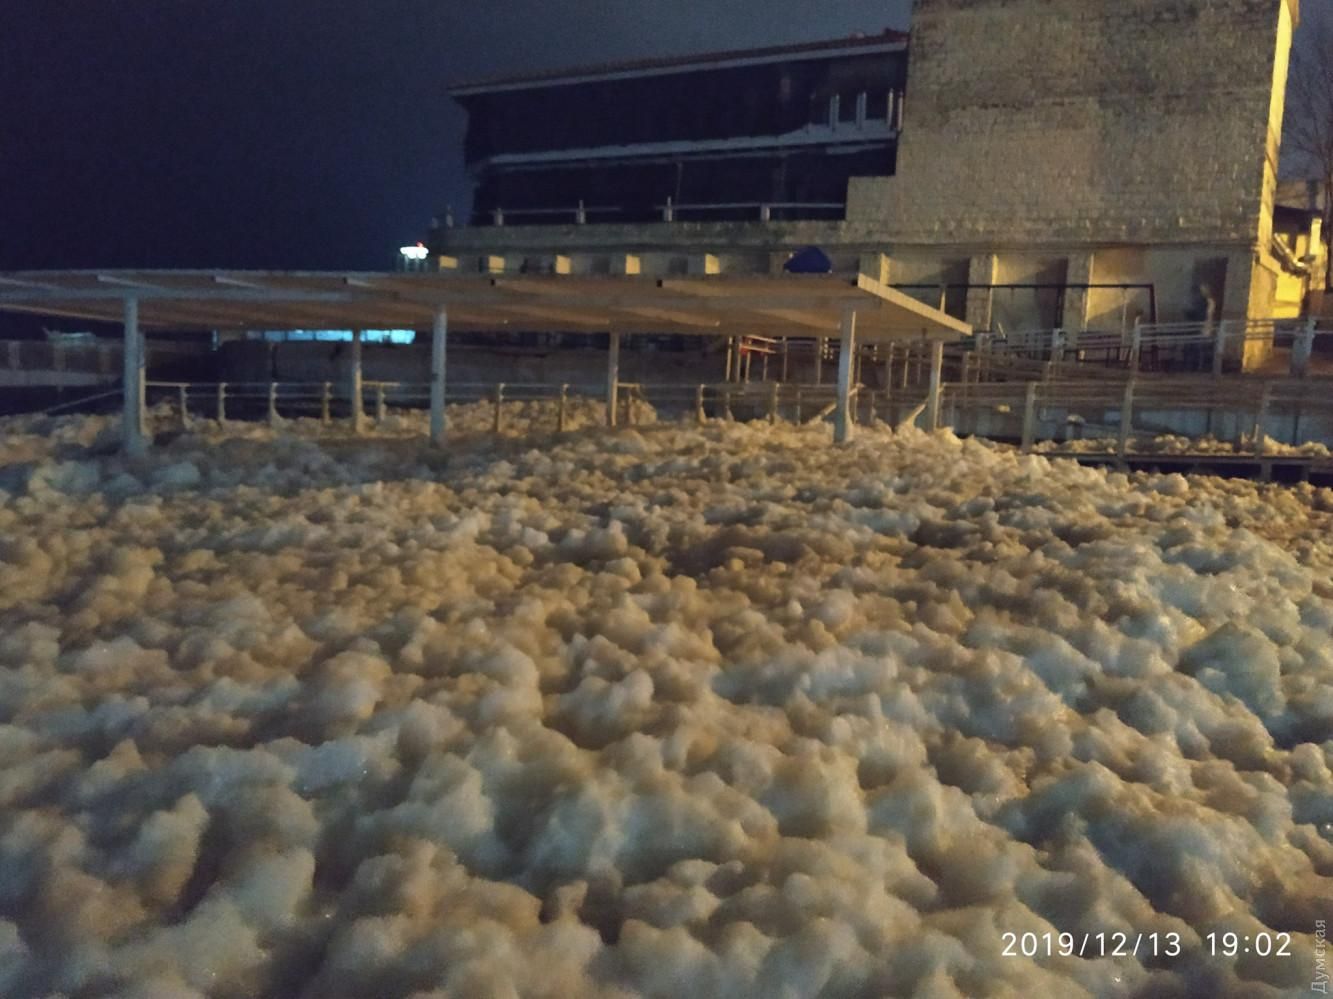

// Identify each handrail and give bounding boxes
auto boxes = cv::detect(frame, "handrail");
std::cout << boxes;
[42,388,123,415]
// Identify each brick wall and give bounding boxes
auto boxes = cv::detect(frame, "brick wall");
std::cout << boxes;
[852,0,1295,249]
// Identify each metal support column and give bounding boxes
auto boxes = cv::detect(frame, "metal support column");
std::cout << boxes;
[1021,382,1038,453]
[925,340,944,431]
[606,331,621,428]
[121,297,146,455]
[1118,379,1136,459]
[349,329,364,435]
[834,310,857,443]
[430,307,448,445]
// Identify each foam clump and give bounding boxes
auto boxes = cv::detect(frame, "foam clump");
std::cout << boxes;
[0,408,1329,996]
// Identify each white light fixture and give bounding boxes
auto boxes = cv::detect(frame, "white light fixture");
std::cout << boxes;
[399,243,429,261]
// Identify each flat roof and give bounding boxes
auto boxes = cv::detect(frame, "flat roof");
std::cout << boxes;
[0,270,971,343]
[450,30,908,96]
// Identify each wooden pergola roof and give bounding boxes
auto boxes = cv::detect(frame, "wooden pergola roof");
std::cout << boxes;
[0,270,971,342]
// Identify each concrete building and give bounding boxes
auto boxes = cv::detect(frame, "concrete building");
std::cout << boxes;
[434,0,1317,368]
[449,31,908,227]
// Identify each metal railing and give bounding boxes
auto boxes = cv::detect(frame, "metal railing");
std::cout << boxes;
[972,318,1333,377]
[654,198,845,222]
[99,361,1333,475]
[1,338,206,375]
[141,379,616,434]
[938,373,1333,463]
[469,198,847,228]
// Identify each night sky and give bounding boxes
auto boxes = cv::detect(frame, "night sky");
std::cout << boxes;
[2,1,913,275]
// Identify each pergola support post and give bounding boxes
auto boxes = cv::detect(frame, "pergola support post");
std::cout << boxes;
[925,339,944,431]
[430,307,448,445]
[1118,379,1136,458]
[349,329,364,435]
[606,331,621,428]
[834,309,857,443]
[122,297,146,455]
[1021,382,1038,453]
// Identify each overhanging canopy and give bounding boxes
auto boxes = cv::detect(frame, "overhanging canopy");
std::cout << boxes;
[0,270,971,342]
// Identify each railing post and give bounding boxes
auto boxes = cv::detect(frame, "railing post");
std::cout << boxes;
[558,383,569,432]
[723,385,733,421]
[781,338,790,381]
[695,384,706,424]
[321,382,332,423]
[1118,379,1136,459]
[216,382,227,423]
[178,384,190,430]
[925,339,944,432]
[663,196,674,223]
[1021,382,1038,453]
[493,382,505,433]
[1292,316,1315,378]
[815,337,825,386]
[768,380,779,423]
[375,383,387,422]
[794,386,803,423]
[492,206,504,226]
[1050,328,1065,368]
[576,200,587,225]
[1130,317,1142,373]
[1213,319,1227,376]
[867,388,877,425]
[1253,381,1271,456]
[268,381,279,426]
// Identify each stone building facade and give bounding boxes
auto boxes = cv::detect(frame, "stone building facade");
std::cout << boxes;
[435,0,1312,365]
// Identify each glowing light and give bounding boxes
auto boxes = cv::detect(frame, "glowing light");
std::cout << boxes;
[399,243,429,261]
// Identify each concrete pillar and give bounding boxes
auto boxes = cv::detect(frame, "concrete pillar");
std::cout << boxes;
[1062,252,1095,338]
[1222,250,1281,371]
[349,329,364,434]
[859,252,892,285]
[121,297,146,455]
[834,310,857,443]
[606,331,621,428]
[430,307,448,445]
[966,254,998,331]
